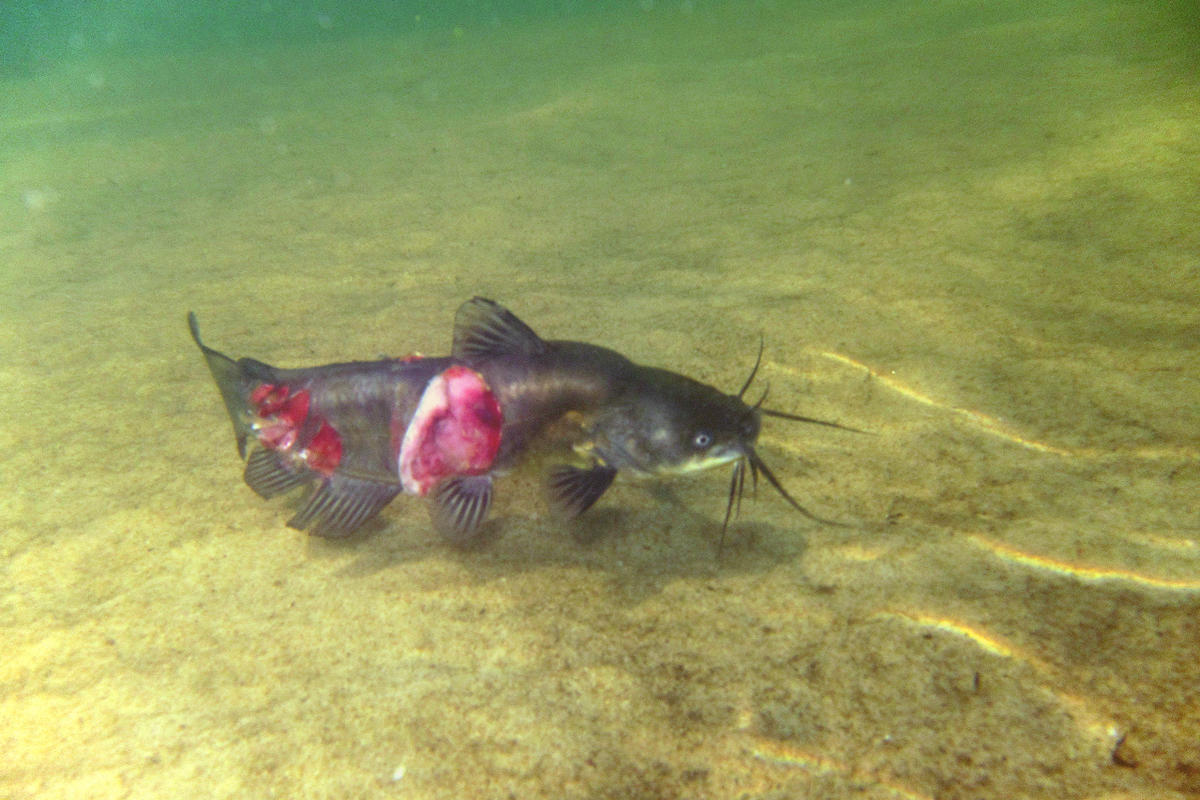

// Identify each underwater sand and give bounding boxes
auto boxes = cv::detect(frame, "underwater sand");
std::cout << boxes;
[2,1,1198,798]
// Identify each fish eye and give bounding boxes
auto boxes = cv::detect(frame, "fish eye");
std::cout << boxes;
[692,431,713,449]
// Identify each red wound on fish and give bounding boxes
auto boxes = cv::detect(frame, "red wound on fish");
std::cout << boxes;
[303,421,343,475]
[250,384,325,459]
[251,384,311,425]
[250,382,283,406]
[399,366,503,496]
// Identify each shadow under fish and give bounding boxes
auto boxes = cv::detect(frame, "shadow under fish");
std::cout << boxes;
[189,297,860,549]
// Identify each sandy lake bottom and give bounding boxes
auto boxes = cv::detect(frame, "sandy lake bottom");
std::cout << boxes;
[2,1,1198,798]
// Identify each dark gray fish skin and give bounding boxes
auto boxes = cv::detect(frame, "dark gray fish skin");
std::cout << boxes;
[451,299,774,524]
[486,346,761,476]
[451,297,763,478]
[470,340,633,467]
[189,312,455,537]
[190,298,843,544]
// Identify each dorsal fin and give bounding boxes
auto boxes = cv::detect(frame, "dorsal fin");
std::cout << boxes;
[452,297,546,360]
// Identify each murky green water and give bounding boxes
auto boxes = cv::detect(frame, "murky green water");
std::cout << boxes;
[2,2,1198,798]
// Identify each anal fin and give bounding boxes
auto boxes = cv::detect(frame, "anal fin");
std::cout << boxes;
[546,464,617,519]
[244,447,309,498]
[287,474,402,538]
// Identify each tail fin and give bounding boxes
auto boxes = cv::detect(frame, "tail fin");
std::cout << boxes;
[188,312,275,458]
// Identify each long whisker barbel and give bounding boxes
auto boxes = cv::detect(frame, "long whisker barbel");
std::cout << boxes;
[760,408,871,434]
[718,458,746,557]
[736,337,765,400]
[716,338,866,554]
[718,447,851,555]
[748,450,847,527]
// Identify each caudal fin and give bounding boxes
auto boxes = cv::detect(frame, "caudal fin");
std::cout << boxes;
[188,313,404,538]
[188,311,275,458]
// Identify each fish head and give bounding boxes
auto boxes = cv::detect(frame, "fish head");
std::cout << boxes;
[580,357,855,554]
[587,369,761,477]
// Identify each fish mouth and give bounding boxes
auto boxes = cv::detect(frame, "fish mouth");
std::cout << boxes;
[719,448,844,555]
[667,445,745,475]
[607,443,745,479]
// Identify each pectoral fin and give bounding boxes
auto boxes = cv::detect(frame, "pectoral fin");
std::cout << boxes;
[546,464,617,519]
[429,475,494,545]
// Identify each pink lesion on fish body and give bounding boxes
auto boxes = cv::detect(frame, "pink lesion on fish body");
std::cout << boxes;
[399,366,503,496]
[249,383,343,475]
[302,420,343,475]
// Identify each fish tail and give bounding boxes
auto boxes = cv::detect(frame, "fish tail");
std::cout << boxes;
[188,312,276,458]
